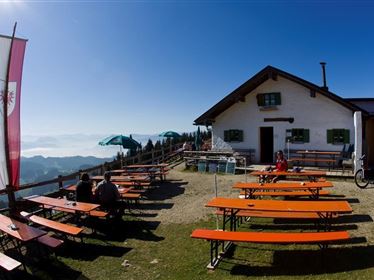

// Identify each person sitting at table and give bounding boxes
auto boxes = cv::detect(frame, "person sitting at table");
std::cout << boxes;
[272,150,288,182]
[259,150,288,183]
[94,171,121,217]
[76,173,93,203]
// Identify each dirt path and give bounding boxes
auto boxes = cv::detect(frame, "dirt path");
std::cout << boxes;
[140,163,374,244]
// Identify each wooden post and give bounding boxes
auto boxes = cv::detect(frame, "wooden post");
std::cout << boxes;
[6,185,16,212]
[138,152,141,164]
[162,147,165,162]
[58,175,63,190]
[152,149,155,164]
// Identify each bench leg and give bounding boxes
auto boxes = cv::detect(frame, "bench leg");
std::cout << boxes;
[207,240,233,270]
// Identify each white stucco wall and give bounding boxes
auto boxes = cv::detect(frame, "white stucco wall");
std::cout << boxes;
[212,77,354,162]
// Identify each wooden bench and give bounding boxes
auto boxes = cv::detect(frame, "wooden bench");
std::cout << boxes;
[37,234,64,249]
[41,205,107,218]
[115,181,151,188]
[215,209,338,219]
[191,229,350,269]
[289,158,336,170]
[239,190,330,198]
[20,211,83,236]
[0,252,21,272]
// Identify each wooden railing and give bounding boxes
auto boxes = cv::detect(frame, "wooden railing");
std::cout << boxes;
[1,143,183,197]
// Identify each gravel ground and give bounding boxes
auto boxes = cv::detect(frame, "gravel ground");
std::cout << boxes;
[139,163,374,244]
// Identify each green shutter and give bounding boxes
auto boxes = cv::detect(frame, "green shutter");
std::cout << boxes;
[257,94,265,106]
[327,129,333,144]
[344,129,350,144]
[303,129,310,143]
[275,92,281,105]
[238,130,243,142]
[224,130,229,142]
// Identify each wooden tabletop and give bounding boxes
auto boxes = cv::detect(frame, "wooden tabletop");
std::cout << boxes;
[91,175,150,182]
[296,151,341,155]
[26,195,100,213]
[250,170,326,177]
[233,181,333,190]
[0,214,46,242]
[206,197,352,213]
[125,164,168,169]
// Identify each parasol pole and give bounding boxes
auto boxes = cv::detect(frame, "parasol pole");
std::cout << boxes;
[120,145,123,168]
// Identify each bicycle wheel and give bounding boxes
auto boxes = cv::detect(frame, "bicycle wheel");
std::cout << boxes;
[355,169,370,189]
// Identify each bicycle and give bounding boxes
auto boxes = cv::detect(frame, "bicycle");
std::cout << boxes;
[354,155,374,189]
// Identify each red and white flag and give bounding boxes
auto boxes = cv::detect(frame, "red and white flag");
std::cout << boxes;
[0,35,27,190]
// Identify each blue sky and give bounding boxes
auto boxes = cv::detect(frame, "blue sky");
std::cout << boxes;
[0,0,373,140]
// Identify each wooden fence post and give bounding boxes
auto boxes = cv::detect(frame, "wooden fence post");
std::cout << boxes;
[6,185,16,212]
[152,149,155,164]
[58,175,63,191]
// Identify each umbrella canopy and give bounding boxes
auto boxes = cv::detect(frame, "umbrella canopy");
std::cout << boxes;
[99,135,141,150]
[159,131,181,138]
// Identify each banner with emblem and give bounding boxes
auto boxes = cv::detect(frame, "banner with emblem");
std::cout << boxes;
[0,34,27,190]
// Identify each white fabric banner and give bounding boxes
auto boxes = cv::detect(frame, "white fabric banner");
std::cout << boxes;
[0,37,11,189]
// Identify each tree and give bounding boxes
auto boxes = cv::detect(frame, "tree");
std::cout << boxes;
[144,138,154,152]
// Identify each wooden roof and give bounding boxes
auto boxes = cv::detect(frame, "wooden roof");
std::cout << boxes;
[194,65,367,125]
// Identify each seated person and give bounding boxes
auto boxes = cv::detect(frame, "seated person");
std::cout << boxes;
[260,150,288,183]
[76,173,93,203]
[94,171,121,216]
[272,150,288,182]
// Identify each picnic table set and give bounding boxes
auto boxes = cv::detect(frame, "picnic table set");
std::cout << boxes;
[0,163,169,275]
[191,169,357,270]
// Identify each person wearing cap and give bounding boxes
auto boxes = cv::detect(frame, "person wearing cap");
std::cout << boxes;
[94,171,121,216]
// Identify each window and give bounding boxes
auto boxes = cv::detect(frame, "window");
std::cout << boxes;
[286,129,310,143]
[257,92,281,107]
[224,129,243,142]
[327,129,349,144]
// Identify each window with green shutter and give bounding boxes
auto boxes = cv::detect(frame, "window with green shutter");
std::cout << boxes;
[327,129,349,144]
[223,129,244,142]
[286,128,310,143]
[257,92,281,107]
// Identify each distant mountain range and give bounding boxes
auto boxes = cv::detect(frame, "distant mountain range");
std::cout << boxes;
[21,133,164,158]
[20,155,112,185]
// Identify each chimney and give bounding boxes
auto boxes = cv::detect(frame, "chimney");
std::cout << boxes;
[320,62,328,91]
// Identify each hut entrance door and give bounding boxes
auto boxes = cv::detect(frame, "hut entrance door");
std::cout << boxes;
[260,127,274,163]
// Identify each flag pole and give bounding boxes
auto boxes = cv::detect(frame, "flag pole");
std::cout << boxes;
[4,23,17,210]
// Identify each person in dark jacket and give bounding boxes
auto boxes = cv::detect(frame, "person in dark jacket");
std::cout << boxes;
[94,171,121,217]
[76,173,93,203]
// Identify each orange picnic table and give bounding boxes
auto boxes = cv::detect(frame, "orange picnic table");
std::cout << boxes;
[26,195,100,214]
[233,181,333,199]
[250,170,326,182]
[112,164,169,180]
[206,197,352,231]
[91,175,150,182]
[64,184,132,194]
[0,214,46,242]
